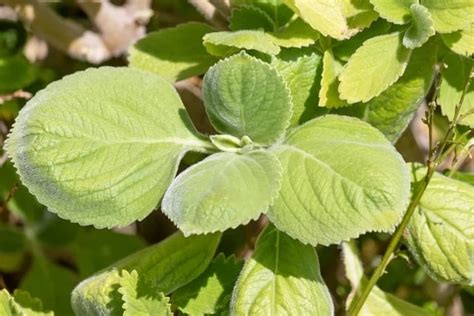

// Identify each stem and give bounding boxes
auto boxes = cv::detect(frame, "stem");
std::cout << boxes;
[347,64,473,316]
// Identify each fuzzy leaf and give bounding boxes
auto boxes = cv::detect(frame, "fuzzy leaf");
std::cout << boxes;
[339,32,412,103]
[269,18,319,48]
[231,225,333,315]
[421,0,474,33]
[442,24,474,57]
[365,39,436,142]
[173,254,243,315]
[319,50,346,108]
[268,115,410,246]
[71,232,220,316]
[339,0,379,32]
[230,5,276,32]
[5,67,210,228]
[118,270,172,316]
[128,23,218,82]
[203,30,280,56]
[286,0,351,40]
[342,242,432,315]
[0,289,53,316]
[403,4,435,49]
[203,52,292,144]
[162,150,282,234]
[438,53,474,128]
[405,166,474,284]
[369,0,417,24]
[271,49,324,126]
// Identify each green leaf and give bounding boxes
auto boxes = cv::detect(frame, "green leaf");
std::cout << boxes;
[0,289,53,316]
[0,21,26,57]
[403,4,435,49]
[442,24,474,56]
[405,165,474,284]
[203,52,292,144]
[364,39,436,142]
[339,32,412,103]
[203,30,281,56]
[71,232,220,316]
[0,54,38,94]
[231,225,333,315]
[339,0,379,32]
[271,48,325,126]
[0,225,27,273]
[421,0,474,33]
[285,0,351,40]
[71,229,146,278]
[450,171,474,186]
[342,242,432,315]
[162,150,282,234]
[438,53,474,128]
[21,256,79,315]
[128,22,218,82]
[6,67,211,228]
[268,115,410,246]
[369,0,417,24]
[269,18,320,48]
[173,254,243,315]
[319,49,347,108]
[231,0,294,27]
[230,5,276,32]
[118,270,172,316]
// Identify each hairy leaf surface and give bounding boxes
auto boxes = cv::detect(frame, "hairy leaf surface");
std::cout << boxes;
[403,4,435,49]
[268,115,410,246]
[269,18,319,48]
[203,30,281,56]
[369,0,416,24]
[0,289,53,316]
[421,0,474,33]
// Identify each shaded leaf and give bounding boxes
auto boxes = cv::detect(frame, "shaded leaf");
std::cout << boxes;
[230,5,276,32]
[319,49,346,108]
[269,18,320,48]
[369,0,417,24]
[442,24,474,56]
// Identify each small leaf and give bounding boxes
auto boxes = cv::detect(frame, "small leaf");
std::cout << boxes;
[71,232,220,316]
[268,115,410,246]
[339,32,412,103]
[230,5,276,32]
[128,22,218,82]
[232,0,294,27]
[442,24,474,57]
[6,67,210,228]
[269,18,319,48]
[203,30,281,56]
[271,48,325,126]
[405,165,474,284]
[203,52,292,144]
[319,50,347,108]
[231,225,333,315]
[403,4,435,49]
[438,53,474,128]
[173,254,243,315]
[162,150,282,235]
[285,0,351,40]
[342,242,432,315]
[119,270,172,316]
[0,289,53,316]
[421,0,474,33]
[365,39,436,142]
[369,0,417,24]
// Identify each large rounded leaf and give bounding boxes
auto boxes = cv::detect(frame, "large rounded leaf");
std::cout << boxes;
[5,67,209,228]
[162,150,282,235]
[203,52,292,145]
[268,115,410,246]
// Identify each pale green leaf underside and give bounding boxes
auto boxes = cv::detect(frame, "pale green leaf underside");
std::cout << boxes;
[268,115,410,246]
[442,24,474,57]
[405,166,474,285]
[403,4,435,49]
[339,32,412,103]
[231,225,333,315]
[438,53,474,128]
[203,52,292,144]
[173,254,243,315]
[203,30,281,56]
[162,150,282,235]
[286,0,351,40]
[271,49,323,126]
[342,242,432,315]
[71,232,221,316]
[319,49,346,108]
[421,0,474,33]
[128,22,218,82]
[365,38,436,142]
[369,0,416,24]
[5,67,208,228]
[119,270,172,316]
